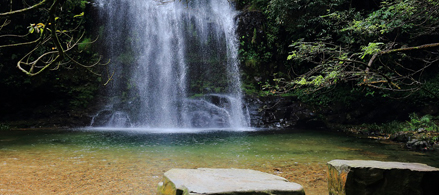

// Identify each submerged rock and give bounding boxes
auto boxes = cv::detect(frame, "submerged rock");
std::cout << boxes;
[390,131,413,142]
[157,168,305,195]
[390,131,439,151]
[406,139,430,151]
[327,160,439,195]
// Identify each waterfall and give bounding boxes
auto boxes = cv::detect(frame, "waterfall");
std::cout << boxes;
[93,0,249,129]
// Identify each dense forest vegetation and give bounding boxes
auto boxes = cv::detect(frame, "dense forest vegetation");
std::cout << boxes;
[236,0,439,121]
[0,0,103,126]
[235,0,439,147]
[1,0,439,138]
[237,0,439,100]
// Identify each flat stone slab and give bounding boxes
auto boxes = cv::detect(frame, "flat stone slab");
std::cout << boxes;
[157,168,305,195]
[327,160,439,195]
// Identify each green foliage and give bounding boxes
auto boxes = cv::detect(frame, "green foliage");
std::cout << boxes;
[237,0,364,97]
[67,85,97,108]
[405,113,439,132]
[360,42,384,59]
[359,121,404,134]
[343,0,439,37]
[242,83,260,96]
[77,37,91,51]
[65,0,89,10]
[0,124,10,130]
[0,0,102,121]
[27,23,46,35]
[278,0,439,100]
[356,113,439,134]
[408,74,439,104]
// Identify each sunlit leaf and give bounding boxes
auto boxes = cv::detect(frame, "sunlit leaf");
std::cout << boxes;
[74,12,84,18]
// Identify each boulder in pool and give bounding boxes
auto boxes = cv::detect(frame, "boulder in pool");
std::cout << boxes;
[157,168,305,195]
[327,159,439,195]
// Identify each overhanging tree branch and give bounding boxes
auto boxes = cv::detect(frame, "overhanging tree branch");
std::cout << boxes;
[0,0,49,18]
[1,0,107,76]
[381,42,439,55]
[364,42,439,86]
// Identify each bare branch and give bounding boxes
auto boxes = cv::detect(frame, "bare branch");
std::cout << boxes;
[0,0,49,18]
[0,19,11,31]
[0,37,41,48]
[381,42,439,55]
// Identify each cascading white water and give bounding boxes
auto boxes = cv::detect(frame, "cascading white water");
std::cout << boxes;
[93,0,249,129]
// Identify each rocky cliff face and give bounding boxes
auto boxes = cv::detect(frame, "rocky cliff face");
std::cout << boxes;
[245,95,439,129]
[246,96,324,129]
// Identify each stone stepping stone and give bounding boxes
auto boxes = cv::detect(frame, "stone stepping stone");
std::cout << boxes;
[158,168,305,195]
[328,159,439,195]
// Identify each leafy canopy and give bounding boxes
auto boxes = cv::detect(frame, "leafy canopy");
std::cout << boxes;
[282,0,439,99]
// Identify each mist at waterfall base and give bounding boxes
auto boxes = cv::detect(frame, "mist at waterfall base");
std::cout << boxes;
[90,0,251,131]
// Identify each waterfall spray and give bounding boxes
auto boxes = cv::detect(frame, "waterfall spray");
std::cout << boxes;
[93,0,249,129]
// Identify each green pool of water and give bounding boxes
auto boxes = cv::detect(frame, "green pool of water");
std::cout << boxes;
[0,128,437,194]
[1,128,437,166]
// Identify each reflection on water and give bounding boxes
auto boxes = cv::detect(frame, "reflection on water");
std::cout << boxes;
[0,129,438,194]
